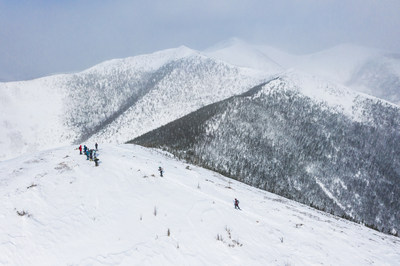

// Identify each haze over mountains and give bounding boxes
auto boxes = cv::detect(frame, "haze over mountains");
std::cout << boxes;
[207,39,400,105]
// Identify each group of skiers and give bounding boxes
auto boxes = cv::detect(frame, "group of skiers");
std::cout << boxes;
[78,143,99,166]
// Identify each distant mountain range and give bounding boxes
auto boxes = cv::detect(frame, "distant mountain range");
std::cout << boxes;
[207,39,400,104]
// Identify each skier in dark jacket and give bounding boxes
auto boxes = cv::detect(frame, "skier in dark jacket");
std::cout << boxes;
[234,198,241,210]
[95,143,98,150]
[94,153,99,166]
[158,167,164,177]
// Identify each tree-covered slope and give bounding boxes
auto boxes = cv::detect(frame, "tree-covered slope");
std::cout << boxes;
[131,75,400,234]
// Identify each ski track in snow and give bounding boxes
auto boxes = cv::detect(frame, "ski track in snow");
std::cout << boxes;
[0,144,399,265]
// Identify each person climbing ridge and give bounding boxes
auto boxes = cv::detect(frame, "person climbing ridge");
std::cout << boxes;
[79,145,82,155]
[158,166,164,177]
[94,154,99,166]
[95,142,98,150]
[234,198,241,210]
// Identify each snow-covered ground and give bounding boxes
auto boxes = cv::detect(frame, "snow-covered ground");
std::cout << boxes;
[0,75,74,161]
[1,144,399,265]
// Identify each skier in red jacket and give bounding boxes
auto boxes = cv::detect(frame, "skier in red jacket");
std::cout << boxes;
[234,198,241,210]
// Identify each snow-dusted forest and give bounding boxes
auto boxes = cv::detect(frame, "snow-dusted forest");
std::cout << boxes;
[132,74,400,235]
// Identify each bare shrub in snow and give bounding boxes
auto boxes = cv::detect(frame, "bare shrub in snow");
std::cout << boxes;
[16,210,30,217]
[27,183,37,189]
[216,226,243,247]
[296,223,303,228]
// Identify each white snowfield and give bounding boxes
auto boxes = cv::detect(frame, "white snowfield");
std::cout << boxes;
[0,75,74,160]
[1,144,399,265]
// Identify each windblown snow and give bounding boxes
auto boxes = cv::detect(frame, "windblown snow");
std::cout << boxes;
[0,144,399,265]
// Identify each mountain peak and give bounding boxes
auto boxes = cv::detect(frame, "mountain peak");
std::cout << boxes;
[204,37,249,52]
[204,38,283,73]
[83,45,199,74]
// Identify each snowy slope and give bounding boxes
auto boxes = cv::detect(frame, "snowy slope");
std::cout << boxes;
[348,53,400,105]
[272,44,380,84]
[0,144,399,265]
[131,75,400,234]
[0,46,270,161]
[0,75,76,161]
[86,55,268,145]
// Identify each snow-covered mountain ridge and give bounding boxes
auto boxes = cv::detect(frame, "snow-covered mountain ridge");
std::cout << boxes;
[1,40,399,161]
[1,144,399,265]
[0,46,270,161]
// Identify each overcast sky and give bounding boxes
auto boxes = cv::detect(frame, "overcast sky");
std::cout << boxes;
[1,0,400,81]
